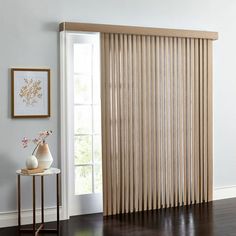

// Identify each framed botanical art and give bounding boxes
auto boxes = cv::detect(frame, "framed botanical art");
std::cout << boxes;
[11,68,51,118]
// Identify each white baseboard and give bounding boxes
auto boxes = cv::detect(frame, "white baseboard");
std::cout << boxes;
[0,206,63,228]
[213,185,236,200]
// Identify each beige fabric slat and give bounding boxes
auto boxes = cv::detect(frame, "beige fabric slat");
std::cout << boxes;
[177,38,183,206]
[207,40,213,201]
[105,33,112,215]
[156,37,161,209]
[141,36,148,211]
[119,34,125,214]
[151,36,157,210]
[110,34,117,215]
[146,36,152,210]
[190,38,195,204]
[199,39,204,203]
[166,36,171,208]
[194,39,200,204]
[101,32,215,216]
[203,39,208,202]
[173,37,178,206]
[186,38,191,205]
[182,38,187,206]
[169,37,174,208]
[132,35,139,212]
[160,36,165,207]
[123,34,129,213]
[101,33,107,215]
[137,35,143,212]
[114,33,121,213]
[128,35,134,212]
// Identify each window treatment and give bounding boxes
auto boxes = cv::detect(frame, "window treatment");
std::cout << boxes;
[101,33,214,216]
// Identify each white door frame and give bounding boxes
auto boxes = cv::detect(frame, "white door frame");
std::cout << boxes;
[60,30,70,220]
[59,31,102,219]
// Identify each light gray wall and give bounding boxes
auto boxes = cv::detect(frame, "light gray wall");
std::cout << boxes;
[0,0,234,212]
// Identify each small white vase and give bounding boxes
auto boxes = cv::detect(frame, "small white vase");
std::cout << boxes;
[35,143,53,169]
[26,155,38,170]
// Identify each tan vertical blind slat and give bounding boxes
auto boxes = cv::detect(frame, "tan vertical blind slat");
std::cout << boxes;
[110,34,117,215]
[160,36,165,207]
[146,36,152,211]
[173,37,178,207]
[207,40,213,201]
[137,35,143,212]
[132,35,139,212]
[101,32,214,216]
[186,38,192,205]
[151,36,157,210]
[105,33,112,215]
[128,35,134,212]
[199,38,204,203]
[182,38,187,206]
[101,33,108,215]
[114,34,121,213]
[178,38,183,206]
[194,39,200,204]
[169,37,174,208]
[123,34,129,213]
[156,36,161,209]
[119,34,125,214]
[165,36,170,208]
[141,36,148,211]
[190,38,195,204]
[203,39,208,202]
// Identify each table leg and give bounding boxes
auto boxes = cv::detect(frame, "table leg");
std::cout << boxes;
[41,176,44,225]
[17,175,21,230]
[56,174,60,232]
[33,176,36,233]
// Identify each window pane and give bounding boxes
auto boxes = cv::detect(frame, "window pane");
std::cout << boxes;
[74,75,92,104]
[75,166,93,195]
[93,105,101,134]
[74,105,92,134]
[74,136,92,165]
[93,135,101,164]
[74,44,92,74]
[94,165,102,193]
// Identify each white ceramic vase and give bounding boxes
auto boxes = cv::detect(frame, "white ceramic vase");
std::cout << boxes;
[26,155,38,170]
[35,143,53,169]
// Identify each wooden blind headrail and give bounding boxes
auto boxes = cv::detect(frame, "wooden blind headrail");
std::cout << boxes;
[59,22,218,40]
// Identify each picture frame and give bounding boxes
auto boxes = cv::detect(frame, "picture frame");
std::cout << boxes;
[11,68,51,118]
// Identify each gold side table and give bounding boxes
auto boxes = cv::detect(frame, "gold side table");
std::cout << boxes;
[16,168,61,235]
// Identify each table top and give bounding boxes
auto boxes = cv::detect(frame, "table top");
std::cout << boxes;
[16,168,61,176]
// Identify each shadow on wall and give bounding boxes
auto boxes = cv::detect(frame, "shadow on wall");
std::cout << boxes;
[0,153,18,187]
[0,153,19,211]
[41,22,59,32]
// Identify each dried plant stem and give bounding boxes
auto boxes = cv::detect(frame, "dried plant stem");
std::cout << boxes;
[32,143,40,155]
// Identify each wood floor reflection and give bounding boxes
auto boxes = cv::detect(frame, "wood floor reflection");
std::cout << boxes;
[2,198,236,236]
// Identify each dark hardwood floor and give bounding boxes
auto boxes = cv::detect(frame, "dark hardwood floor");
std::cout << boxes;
[1,198,236,236]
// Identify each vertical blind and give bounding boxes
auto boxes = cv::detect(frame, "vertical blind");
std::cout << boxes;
[101,33,213,216]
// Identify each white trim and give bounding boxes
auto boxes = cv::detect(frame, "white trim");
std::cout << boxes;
[213,185,236,200]
[0,207,62,228]
[60,32,103,217]
[60,31,70,220]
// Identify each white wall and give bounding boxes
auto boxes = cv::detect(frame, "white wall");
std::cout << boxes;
[0,0,235,219]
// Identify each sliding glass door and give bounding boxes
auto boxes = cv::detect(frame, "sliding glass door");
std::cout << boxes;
[66,32,102,216]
